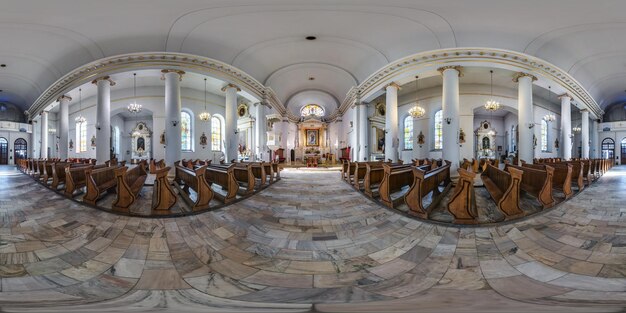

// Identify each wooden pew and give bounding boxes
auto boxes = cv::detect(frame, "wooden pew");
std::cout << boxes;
[65,165,94,197]
[404,161,452,218]
[523,162,573,199]
[205,164,239,204]
[363,162,387,197]
[149,159,166,174]
[505,163,555,209]
[378,163,417,208]
[41,161,55,185]
[151,166,177,210]
[112,163,148,211]
[353,161,383,190]
[346,161,357,184]
[262,162,274,184]
[481,164,525,220]
[581,160,592,186]
[231,162,256,194]
[447,168,478,224]
[83,165,120,205]
[174,162,213,210]
[271,160,281,179]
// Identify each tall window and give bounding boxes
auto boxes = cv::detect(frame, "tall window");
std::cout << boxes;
[403,115,413,150]
[76,121,87,153]
[511,125,516,152]
[181,111,192,151]
[211,116,222,151]
[541,120,548,152]
[113,126,120,156]
[434,110,443,150]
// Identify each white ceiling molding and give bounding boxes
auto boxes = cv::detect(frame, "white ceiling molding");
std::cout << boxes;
[26,52,287,119]
[344,47,603,120]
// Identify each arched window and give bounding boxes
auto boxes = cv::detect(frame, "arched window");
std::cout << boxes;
[76,120,87,153]
[113,126,120,156]
[300,104,324,117]
[211,115,223,151]
[403,115,413,150]
[541,120,548,152]
[434,110,443,150]
[602,138,615,159]
[181,111,193,151]
[511,125,516,152]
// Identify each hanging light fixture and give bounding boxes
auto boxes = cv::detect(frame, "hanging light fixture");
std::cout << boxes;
[127,73,142,114]
[572,125,582,133]
[484,70,501,112]
[75,88,86,124]
[543,86,556,122]
[199,78,211,121]
[408,76,425,118]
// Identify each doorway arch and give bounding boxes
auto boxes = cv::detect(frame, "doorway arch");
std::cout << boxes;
[0,137,8,165]
[601,138,615,160]
[14,138,27,163]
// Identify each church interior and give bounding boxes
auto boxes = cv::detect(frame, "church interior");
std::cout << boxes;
[1,1,626,312]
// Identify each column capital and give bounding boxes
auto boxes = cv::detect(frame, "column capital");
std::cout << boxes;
[580,109,589,114]
[437,65,463,76]
[91,75,116,86]
[512,72,538,83]
[57,94,72,102]
[384,82,401,90]
[221,83,241,92]
[161,69,185,81]
[558,93,573,100]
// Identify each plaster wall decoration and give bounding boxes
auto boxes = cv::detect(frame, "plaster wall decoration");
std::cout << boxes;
[237,103,249,118]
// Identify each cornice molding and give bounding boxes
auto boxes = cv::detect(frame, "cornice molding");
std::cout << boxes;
[160,69,186,81]
[27,52,287,119]
[56,95,72,102]
[221,83,241,92]
[347,47,603,119]
[437,65,463,76]
[91,75,116,86]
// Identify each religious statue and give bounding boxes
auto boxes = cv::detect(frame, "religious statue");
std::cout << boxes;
[417,131,425,145]
[91,135,96,147]
[160,131,165,145]
[533,134,537,147]
[554,138,559,149]
[69,139,73,150]
[200,132,208,147]
[459,128,466,144]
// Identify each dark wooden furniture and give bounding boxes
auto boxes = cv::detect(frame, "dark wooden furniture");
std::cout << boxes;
[151,167,177,210]
[339,147,351,162]
[112,163,148,211]
[83,165,120,205]
[174,162,213,211]
[447,168,478,224]
[481,164,525,220]
[404,161,452,218]
[205,164,239,204]
[275,148,286,163]
[523,162,573,200]
[505,163,555,209]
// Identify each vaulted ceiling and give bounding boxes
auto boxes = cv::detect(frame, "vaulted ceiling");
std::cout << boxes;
[1,0,626,117]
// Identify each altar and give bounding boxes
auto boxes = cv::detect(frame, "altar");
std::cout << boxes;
[131,122,152,161]
[294,116,331,163]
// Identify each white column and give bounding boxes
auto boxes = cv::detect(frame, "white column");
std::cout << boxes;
[439,66,462,173]
[357,101,369,161]
[58,95,71,160]
[255,102,267,161]
[559,94,572,160]
[581,109,590,158]
[591,119,599,158]
[384,83,400,162]
[162,69,185,169]
[222,84,240,163]
[515,73,536,164]
[41,111,49,159]
[92,76,115,163]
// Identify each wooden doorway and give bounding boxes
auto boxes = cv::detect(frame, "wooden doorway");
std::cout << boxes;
[0,137,8,165]
[621,138,626,165]
[14,138,27,164]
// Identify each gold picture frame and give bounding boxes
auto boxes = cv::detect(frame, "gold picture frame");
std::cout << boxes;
[305,129,319,146]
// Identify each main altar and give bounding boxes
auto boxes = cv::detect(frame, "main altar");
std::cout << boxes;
[294,116,331,164]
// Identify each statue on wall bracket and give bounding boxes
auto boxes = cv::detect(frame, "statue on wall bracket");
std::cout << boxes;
[200,132,208,148]
[417,131,425,146]
[160,131,166,145]
[459,128,466,144]
[91,135,97,147]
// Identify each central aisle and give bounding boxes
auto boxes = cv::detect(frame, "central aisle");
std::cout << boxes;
[1,166,625,312]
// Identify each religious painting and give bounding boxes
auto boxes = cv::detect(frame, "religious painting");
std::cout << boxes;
[200,132,208,147]
[482,137,490,150]
[137,137,145,151]
[376,127,385,152]
[375,103,385,116]
[237,103,248,118]
[306,129,319,146]
[237,129,248,153]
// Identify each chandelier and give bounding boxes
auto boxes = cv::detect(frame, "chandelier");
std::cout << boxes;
[127,73,142,114]
[484,70,501,112]
[544,113,556,122]
[199,78,211,121]
[75,88,86,124]
[572,125,582,133]
[409,76,425,118]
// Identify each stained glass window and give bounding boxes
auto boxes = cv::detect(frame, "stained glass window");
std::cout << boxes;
[404,115,413,150]
[541,120,548,152]
[76,120,87,153]
[300,104,324,117]
[181,111,192,151]
[434,110,443,150]
[211,116,222,151]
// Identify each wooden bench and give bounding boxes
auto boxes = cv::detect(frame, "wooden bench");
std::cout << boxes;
[379,163,415,208]
[205,164,239,204]
[231,162,256,194]
[363,162,387,197]
[481,164,525,220]
[41,161,55,185]
[149,159,166,174]
[523,162,573,199]
[83,165,120,205]
[341,159,350,180]
[151,166,177,210]
[262,162,274,184]
[505,163,555,209]
[174,162,213,210]
[112,163,148,211]
[404,160,452,218]
[65,165,95,197]
[346,161,357,184]
[271,160,281,179]
[447,168,478,224]
[353,161,383,190]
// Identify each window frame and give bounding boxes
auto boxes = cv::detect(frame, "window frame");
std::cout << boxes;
[181,110,194,152]
[211,114,224,152]
[433,110,443,150]
[403,115,414,150]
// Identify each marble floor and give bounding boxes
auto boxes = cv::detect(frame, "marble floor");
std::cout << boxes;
[1,165,625,312]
